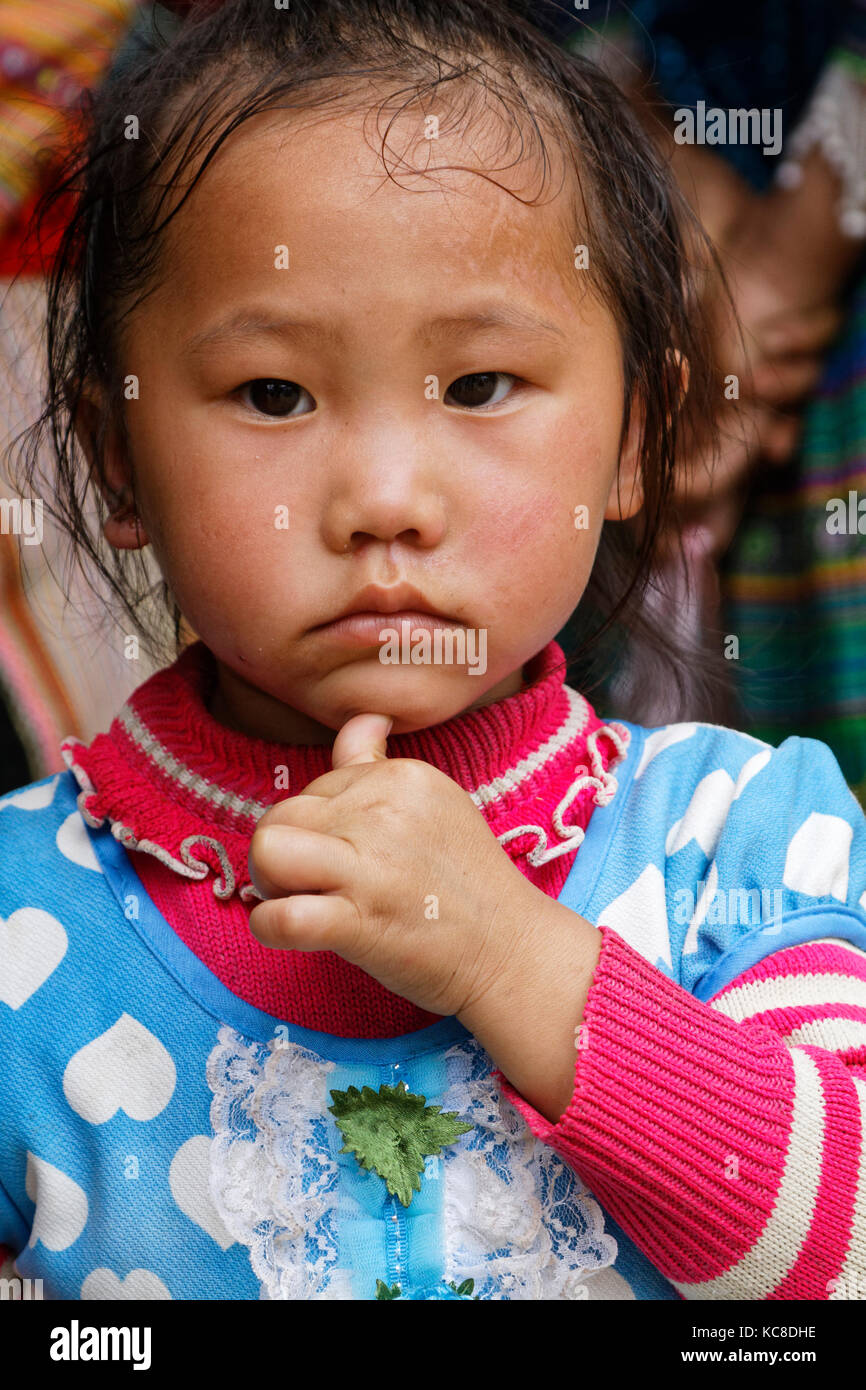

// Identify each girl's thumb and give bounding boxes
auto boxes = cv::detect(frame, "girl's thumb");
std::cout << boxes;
[331,712,393,769]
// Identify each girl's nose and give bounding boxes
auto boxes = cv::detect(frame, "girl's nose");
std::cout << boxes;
[324,493,447,554]
[321,457,448,555]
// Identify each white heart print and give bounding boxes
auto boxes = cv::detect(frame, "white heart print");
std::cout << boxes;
[0,906,68,1009]
[56,811,102,872]
[169,1136,235,1250]
[81,1267,172,1299]
[0,777,58,812]
[26,1152,88,1252]
[63,1013,177,1124]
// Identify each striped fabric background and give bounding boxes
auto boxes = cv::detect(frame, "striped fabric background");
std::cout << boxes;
[722,278,866,807]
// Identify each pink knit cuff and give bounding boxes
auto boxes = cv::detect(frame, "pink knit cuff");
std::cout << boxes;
[495,925,799,1286]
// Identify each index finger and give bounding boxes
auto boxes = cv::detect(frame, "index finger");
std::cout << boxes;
[255,789,336,833]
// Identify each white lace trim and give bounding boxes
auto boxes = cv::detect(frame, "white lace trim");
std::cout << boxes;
[205,1026,618,1300]
[206,1026,354,1299]
[440,1037,618,1299]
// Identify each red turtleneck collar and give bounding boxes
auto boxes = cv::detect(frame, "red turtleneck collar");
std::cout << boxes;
[59,639,629,1034]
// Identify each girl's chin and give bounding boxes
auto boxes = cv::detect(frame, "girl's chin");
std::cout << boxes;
[313,653,527,732]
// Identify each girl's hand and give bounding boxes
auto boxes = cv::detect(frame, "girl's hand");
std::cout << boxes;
[246,712,543,1020]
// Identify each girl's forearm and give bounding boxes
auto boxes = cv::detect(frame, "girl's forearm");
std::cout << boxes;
[456,895,604,1124]
[495,927,866,1300]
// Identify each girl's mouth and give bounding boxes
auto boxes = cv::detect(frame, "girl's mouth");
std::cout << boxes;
[313,612,466,646]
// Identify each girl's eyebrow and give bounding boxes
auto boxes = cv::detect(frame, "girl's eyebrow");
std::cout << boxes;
[183,303,568,356]
[421,305,568,344]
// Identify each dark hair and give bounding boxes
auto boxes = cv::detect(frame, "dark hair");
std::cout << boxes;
[9,0,729,721]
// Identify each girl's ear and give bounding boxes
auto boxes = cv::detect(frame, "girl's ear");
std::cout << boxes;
[73,387,150,550]
[603,350,689,522]
[604,397,645,522]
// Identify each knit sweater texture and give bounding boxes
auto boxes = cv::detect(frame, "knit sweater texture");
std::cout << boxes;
[61,639,623,1034]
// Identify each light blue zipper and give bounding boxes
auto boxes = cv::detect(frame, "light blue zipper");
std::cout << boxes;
[384,1062,408,1291]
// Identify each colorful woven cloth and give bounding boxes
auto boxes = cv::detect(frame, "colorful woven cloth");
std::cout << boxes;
[0,0,137,241]
[722,274,866,805]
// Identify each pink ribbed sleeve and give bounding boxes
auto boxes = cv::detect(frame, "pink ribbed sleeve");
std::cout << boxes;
[497,926,866,1300]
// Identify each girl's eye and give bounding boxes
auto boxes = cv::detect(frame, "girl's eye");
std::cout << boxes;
[238,379,314,418]
[443,372,518,410]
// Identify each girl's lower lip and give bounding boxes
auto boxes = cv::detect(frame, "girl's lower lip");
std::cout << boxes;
[314,611,462,645]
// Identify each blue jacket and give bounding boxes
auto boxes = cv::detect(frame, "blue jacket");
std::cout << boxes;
[2,719,866,1299]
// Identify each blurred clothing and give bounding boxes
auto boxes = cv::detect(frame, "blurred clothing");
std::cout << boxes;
[546,1,866,798]
[0,1,137,239]
[0,1,155,791]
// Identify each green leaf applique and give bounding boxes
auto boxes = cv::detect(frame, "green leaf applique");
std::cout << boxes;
[328,1081,473,1208]
[375,1280,402,1300]
[373,1277,478,1300]
[447,1279,478,1299]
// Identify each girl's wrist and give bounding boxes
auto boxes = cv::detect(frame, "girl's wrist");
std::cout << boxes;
[457,894,603,1125]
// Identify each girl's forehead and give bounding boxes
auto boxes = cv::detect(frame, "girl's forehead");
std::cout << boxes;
[157,102,581,305]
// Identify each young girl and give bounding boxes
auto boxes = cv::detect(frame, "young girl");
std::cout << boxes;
[2,0,865,1302]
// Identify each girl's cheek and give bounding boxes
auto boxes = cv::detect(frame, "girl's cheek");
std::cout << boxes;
[481,484,599,562]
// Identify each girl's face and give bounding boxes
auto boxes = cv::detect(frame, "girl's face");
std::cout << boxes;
[100,101,642,741]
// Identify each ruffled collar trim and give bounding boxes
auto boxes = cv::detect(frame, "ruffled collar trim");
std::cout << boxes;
[61,639,629,902]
